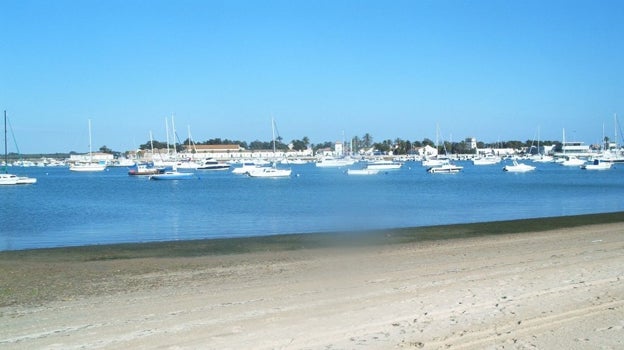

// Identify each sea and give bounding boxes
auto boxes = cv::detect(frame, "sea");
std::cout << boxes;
[1,161,623,251]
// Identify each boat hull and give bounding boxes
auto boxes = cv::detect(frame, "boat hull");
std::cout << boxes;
[149,172,195,180]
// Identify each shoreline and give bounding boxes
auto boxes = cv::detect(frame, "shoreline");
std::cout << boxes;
[2,211,623,259]
[1,215,623,348]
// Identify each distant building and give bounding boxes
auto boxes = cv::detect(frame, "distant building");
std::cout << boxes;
[465,137,477,150]
[185,144,244,153]
[416,145,438,157]
[334,142,344,156]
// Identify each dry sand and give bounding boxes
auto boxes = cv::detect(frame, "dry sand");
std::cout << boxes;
[1,223,623,349]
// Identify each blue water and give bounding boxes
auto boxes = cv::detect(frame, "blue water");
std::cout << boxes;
[1,161,623,251]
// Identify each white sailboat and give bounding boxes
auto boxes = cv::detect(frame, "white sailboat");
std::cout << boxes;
[70,119,106,172]
[1,110,36,185]
[427,128,463,174]
[150,115,195,180]
[248,118,291,178]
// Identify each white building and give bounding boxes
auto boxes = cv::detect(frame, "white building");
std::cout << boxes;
[334,142,344,157]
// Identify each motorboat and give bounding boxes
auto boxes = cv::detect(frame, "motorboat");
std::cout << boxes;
[427,163,463,174]
[581,159,612,170]
[503,160,536,173]
[0,173,37,185]
[560,156,585,167]
[70,162,107,172]
[128,164,164,176]
[422,157,448,167]
[472,155,500,165]
[346,168,380,175]
[247,166,291,178]
[149,170,195,180]
[232,162,261,174]
[315,157,356,168]
[366,160,402,170]
[197,159,230,170]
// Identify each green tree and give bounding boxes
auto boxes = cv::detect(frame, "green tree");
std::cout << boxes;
[99,145,113,154]
[362,133,373,148]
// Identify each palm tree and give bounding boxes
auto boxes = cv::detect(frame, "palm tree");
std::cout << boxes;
[363,133,373,148]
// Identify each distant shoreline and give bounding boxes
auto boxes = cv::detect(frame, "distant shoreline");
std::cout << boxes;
[2,211,622,259]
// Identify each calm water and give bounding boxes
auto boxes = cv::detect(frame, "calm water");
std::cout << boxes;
[1,161,623,251]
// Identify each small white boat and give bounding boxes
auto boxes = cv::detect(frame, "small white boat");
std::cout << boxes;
[316,157,356,168]
[197,158,230,170]
[346,168,380,175]
[503,160,536,173]
[427,164,463,174]
[149,170,195,180]
[70,119,107,172]
[247,167,291,178]
[70,163,107,172]
[1,111,37,185]
[422,158,448,167]
[247,118,291,178]
[472,155,500,165]
[560,156,585,167]
[0,173,37,185]
[532,155,554,163]
[232,162,260,174]
[366,160,402,170]
[581,159,612,170]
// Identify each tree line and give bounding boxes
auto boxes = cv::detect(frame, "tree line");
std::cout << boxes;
[127,134,560,156]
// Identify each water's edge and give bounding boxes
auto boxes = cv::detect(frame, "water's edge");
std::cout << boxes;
[2,211,622,260]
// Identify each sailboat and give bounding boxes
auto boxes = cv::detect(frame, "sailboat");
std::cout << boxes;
[149,116,195,180]
[70,119,106,172]
[0,110,37,185]
[247,118,292,178]
[427,128,463,174]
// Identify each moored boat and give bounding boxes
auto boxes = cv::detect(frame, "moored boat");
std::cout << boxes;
[247,167,292,178]
[149,170,195,180]
[197,158,230,170]
[427,163,463,174]
[1,111,37,185]
[581,159,612,170]
[128,163,164,176]
[366,160,402,170]
[503,160,536,173]
[70,119,106,172]
[346,168,380,175]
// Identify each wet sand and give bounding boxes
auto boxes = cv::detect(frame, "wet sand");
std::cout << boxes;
[1,214,623,349]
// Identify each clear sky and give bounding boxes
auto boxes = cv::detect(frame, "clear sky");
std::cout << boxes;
[1,0,623,153]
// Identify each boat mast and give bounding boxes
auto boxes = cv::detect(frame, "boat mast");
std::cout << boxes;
[171,115,177,159]
[614,113,618,150]
[88,119,93,163]
[149,130,154,160]
[165,117,170,158]
[271,116,276,154]
[537,125,541,155]
[3,110,7,173]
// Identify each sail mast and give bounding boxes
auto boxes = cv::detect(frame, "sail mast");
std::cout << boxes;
[88,119,93,163]
[165,117,170,158]
[4,110,7,173]
[171,115,177,159]
[271,116,276,154]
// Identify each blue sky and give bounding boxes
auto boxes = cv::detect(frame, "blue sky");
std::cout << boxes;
[1,0,623,153]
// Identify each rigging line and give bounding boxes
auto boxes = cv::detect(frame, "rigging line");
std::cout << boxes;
[7,116,23,163]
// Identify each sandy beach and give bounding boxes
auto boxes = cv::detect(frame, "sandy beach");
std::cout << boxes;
[1,216,623,349]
